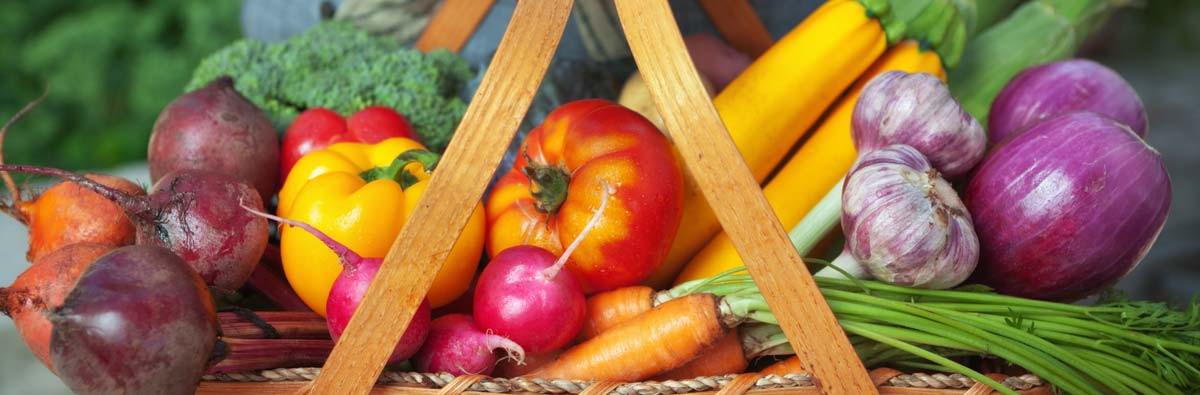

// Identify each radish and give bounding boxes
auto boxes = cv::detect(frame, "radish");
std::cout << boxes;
[472,183,615,355]
[414,314,525,375]
[240,205,430,363]
[149,76,280,202]
[0,165,268,291]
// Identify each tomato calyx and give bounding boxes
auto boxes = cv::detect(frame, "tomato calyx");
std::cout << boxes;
[523,161,570,215]
[360,149,440,189]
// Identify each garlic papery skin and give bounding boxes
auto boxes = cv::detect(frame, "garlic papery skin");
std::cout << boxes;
[853,71,986,177]
[834,144,979,289]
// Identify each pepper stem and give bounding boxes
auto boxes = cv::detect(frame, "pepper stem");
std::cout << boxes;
[359,149,441,189]
[523,162,571,215]
[541,181,615,280]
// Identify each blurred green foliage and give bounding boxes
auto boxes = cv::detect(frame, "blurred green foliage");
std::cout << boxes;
[0,0,241,171]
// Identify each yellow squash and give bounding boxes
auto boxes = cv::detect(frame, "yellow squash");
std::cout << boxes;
[646,0,892,287]
[675,41,946,284]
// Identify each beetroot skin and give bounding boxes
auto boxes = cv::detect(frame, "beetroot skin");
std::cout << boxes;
[1,243,115,371]
[49,245,217,395]
[148,76,280,202]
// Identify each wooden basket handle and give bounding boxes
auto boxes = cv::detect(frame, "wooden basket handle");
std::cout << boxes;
[612,0,875,394]
[305,1,575,393]
[414,0,497,52]
[697,0,773,56]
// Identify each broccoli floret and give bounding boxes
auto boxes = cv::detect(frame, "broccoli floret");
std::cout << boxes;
[187,21,473,152]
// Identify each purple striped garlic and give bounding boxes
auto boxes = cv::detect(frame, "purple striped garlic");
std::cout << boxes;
[837,144,978,289]
[852,71,986,177]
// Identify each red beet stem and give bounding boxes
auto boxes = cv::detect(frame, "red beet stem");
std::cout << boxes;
[239,204,366,269]
[218,311,329,340]
[245,245,312,312]
[205,338,334,374]
[0,165,151,219]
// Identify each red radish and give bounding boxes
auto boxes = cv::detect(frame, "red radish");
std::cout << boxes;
[280,107,349,181]
[0,95,143,262]
[1,243,115,370]
[414,314,525,375]
[0,165,268,291]
[148,76,280,202]
[347,106,416,143]
[241,205,430,363]
[472,183,614,355]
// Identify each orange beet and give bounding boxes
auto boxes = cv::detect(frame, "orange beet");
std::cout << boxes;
[18,175,144,262]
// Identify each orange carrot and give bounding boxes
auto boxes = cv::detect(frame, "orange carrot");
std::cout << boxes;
[760,355,804,375]
[653,331,748,380]
[577,285,655,340]
[529,293,727,381]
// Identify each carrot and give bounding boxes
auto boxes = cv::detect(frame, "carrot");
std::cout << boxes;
[653,331,747,380]
[577,285,654,340]
[760,355,804,375]
[529,293,727,381]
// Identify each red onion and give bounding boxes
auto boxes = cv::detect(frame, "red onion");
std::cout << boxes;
[989,59,1147,145]
[965,111,1170,301]
[853,71,986,177]
[827,145,978,289]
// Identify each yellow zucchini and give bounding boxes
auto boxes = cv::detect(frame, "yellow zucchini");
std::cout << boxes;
[645,0,892,287]
[674,41,946,284]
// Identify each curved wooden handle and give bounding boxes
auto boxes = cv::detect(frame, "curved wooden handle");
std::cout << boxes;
[414,0,497,52]
[305,1,575,393]
[697,0,773,57]
[612,1,876,394]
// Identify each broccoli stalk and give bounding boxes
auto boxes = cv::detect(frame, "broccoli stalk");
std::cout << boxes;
[188,22,473,152]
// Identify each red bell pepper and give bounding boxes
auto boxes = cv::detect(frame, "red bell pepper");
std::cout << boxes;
[279,106,416,181]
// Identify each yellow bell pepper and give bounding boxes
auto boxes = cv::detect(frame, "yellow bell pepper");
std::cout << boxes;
[277,137,485,315]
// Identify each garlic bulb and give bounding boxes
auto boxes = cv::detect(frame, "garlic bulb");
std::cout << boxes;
[853,71,986,177]
[837,144,979,289]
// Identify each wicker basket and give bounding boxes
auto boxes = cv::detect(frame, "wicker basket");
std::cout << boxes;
[198,1,1053,394]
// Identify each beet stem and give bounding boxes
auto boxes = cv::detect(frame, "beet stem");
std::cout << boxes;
[0,90,48,217]
[239,203,366,269]
[217,311,329,340]
[541,181,615,280]
[246,249,313,312]
[0,164,151,217]
[205,338,334,374]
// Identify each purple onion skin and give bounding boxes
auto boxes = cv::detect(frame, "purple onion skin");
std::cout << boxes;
[989,59,1147,146]
[50,245,217,395]
[853,71,987,177]
[842,145,979,289]
[965,111,1170,301]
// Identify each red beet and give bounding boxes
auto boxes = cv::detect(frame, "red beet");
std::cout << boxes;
[49,245,217,394]
[0,165,268,291]
[0,243,115,370]
[414,314,524,375]
[148,76,279,202]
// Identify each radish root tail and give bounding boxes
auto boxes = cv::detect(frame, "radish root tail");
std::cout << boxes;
[541,180,615,280]
[239,202,366,267]
[485,333,527,366]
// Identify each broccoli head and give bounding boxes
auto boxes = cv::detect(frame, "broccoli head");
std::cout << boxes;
[188,21,473,152]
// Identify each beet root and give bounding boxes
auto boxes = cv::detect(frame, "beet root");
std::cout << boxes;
[0,165,269,291]
[49,245,217,395]
[148,76,280,202]
[1,243,115,370]
[142,170,268,290]
[18,174,144,262]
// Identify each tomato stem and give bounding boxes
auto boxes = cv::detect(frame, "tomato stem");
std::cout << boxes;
[523,162,570,215]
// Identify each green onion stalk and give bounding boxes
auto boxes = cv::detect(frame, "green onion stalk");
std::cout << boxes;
[658,269,1200,395]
